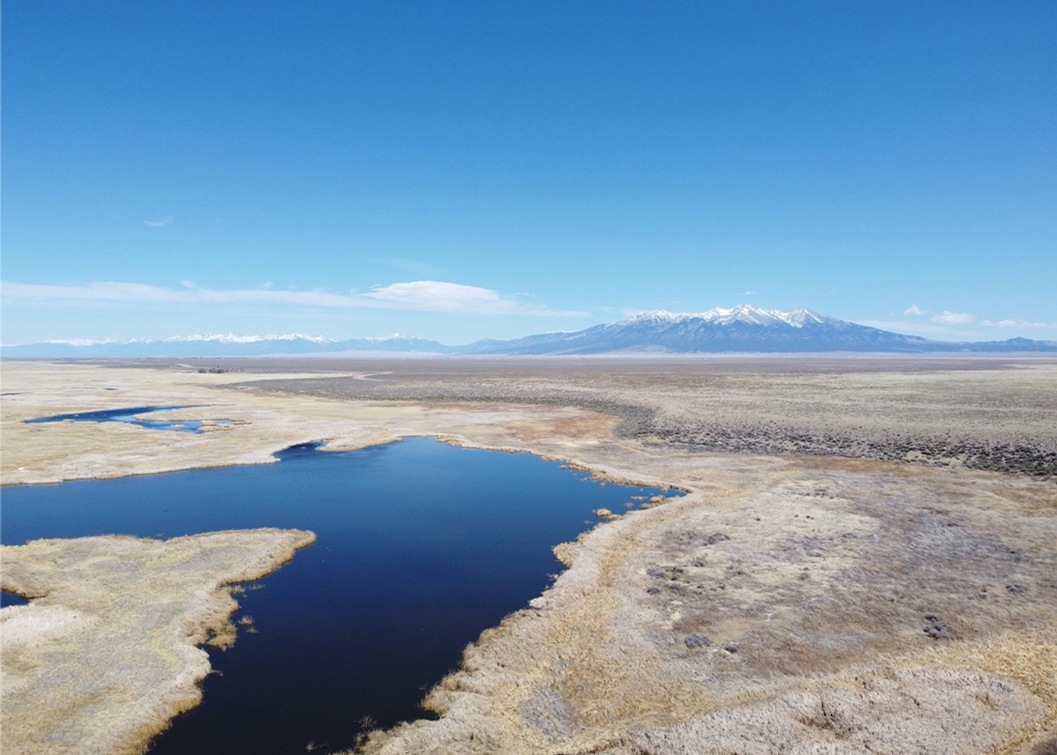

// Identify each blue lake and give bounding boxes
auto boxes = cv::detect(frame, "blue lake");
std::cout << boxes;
[24,405,206,433]
[1,438,670,755]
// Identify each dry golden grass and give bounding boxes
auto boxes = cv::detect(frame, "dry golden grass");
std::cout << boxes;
[0,529,315,755]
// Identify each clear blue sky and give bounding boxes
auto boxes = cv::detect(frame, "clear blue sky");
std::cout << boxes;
[3,1,1055,344]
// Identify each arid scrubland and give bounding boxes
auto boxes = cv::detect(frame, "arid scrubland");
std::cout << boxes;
[1,357,1056,754]
[247,355,1057,479]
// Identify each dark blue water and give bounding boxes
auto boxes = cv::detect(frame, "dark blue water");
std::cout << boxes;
[1,591,28,607]
[1,438,670,755]
[24,405,204,433]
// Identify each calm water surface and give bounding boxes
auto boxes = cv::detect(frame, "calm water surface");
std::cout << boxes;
[24,405,206,433]
[1,438,669,754]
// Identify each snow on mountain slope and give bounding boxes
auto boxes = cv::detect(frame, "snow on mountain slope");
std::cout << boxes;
[625,305,838,328]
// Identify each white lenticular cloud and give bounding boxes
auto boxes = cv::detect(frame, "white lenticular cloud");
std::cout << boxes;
[0,280,580,317]
[903,304,927,316]
[364,281,509,312]
[143,216,174,227]
[931,310,975,325]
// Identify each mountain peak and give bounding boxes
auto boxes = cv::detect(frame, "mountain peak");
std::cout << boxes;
[624,305,838,328]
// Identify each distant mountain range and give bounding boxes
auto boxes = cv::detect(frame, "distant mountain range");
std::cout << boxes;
[0,333,455,359]
[5,306,1056,357]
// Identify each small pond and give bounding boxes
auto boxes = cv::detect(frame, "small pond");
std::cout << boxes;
[1,437,672,754]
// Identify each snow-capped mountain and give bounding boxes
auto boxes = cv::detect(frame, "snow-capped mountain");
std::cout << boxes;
[4,306,1055,357]
[627,305,839,328]
[465,306,1057,355]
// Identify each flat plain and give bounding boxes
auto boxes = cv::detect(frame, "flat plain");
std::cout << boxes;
[1,356,1056,755]
[244,354,1057,478]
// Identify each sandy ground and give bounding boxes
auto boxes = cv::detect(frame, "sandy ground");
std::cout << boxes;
[0,528,315,755]
[2,358,1056,754]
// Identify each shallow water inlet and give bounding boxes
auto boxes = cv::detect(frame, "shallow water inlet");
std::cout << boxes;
[24,405,206,433]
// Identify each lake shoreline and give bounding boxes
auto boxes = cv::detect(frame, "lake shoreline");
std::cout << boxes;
[0,529,316,755]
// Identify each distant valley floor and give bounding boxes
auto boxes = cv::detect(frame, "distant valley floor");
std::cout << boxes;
[244,354,1057,479]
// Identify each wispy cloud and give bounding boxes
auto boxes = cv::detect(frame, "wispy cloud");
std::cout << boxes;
[932,310,975,325]
[0,280,582,317]
[896,307,1055,332]
[143,216,174,227]
[5,281,192,304]
[362,281,554,314]
[857,320,965,337]
[981,319,1053,329]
